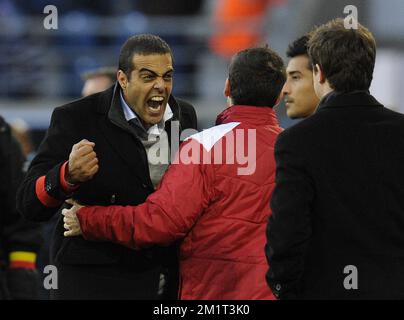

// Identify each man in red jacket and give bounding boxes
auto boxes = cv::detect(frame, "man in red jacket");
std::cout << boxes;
[63,46,286,300]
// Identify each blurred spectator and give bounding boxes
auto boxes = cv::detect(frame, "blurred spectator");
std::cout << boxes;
[136,0,203,15]
[81,66,116,97]
[9,118,35,168]
[210,0,286,59]
[0,115,42,300]
[7,118,47,300]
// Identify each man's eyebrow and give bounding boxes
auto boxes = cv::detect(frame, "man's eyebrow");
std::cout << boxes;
[139,68,158,75]
[163,69,174,76]
[287,70,302,76]
[139,68,174,76]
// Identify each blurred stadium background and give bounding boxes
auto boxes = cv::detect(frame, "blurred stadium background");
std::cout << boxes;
[1,0,404,150]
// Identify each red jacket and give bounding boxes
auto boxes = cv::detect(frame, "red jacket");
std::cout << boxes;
[77,105,282,299]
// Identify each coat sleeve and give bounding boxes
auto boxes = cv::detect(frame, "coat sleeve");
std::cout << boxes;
[16,106,80,222]
[265,130,314,299]
[77,140,213,249]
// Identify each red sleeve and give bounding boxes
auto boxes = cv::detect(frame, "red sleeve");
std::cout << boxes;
[60,161,79,193]
[35,176,62,207]
[77,141,214,249]
[35,161,78,208]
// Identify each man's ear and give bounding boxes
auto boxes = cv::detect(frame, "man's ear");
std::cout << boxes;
[314,64,326,84]
[224,78,231,97]
[117,70,128,90]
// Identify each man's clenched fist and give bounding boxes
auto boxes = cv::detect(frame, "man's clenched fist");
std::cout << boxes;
[65,139,99,184]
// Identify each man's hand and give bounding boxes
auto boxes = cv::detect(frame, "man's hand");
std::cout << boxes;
[65,139,99,184]
[63,199,84,237]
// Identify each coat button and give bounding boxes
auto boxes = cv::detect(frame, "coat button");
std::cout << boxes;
[142,183,148,189]
[275,284,281,291]
[110,194,116,204]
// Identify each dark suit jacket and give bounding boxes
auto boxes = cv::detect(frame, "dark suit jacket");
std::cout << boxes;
[266,91,404,299]
[16,84,197,299]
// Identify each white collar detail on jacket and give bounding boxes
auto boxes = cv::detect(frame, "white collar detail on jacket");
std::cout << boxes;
[185,122,240,152]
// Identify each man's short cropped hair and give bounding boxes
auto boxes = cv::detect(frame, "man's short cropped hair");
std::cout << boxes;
[118,34,173,79]
[286,35,312,70]
[229,46,285,107]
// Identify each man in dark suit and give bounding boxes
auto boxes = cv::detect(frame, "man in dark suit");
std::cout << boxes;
[0,116,42,300]
[266,18,404,299]
[16,34,197,299]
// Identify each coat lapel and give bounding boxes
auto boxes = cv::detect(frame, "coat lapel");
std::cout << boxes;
[99,121,153,189]
[96,84,152,187]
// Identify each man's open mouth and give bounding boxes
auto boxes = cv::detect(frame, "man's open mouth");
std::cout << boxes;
[147,96,165,113]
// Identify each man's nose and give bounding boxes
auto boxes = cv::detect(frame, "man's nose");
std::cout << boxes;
[153,78,165,92]
[282,82,290,96]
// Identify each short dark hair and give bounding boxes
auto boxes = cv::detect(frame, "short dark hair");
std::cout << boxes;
[287,35,310,58]
[118,34,173,79]
[308,18,376,93]
[81,66,117,83]
[286,35,312,70]
[229,46,285,107]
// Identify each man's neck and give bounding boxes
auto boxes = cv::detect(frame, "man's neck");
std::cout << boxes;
[226,97,233,108]
[141,119,152,130]
[319,82,334,100]
[120,89,151,130]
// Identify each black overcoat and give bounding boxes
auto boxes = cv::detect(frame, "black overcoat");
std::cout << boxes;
[17,84,197,299]
[267,91,404,299]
